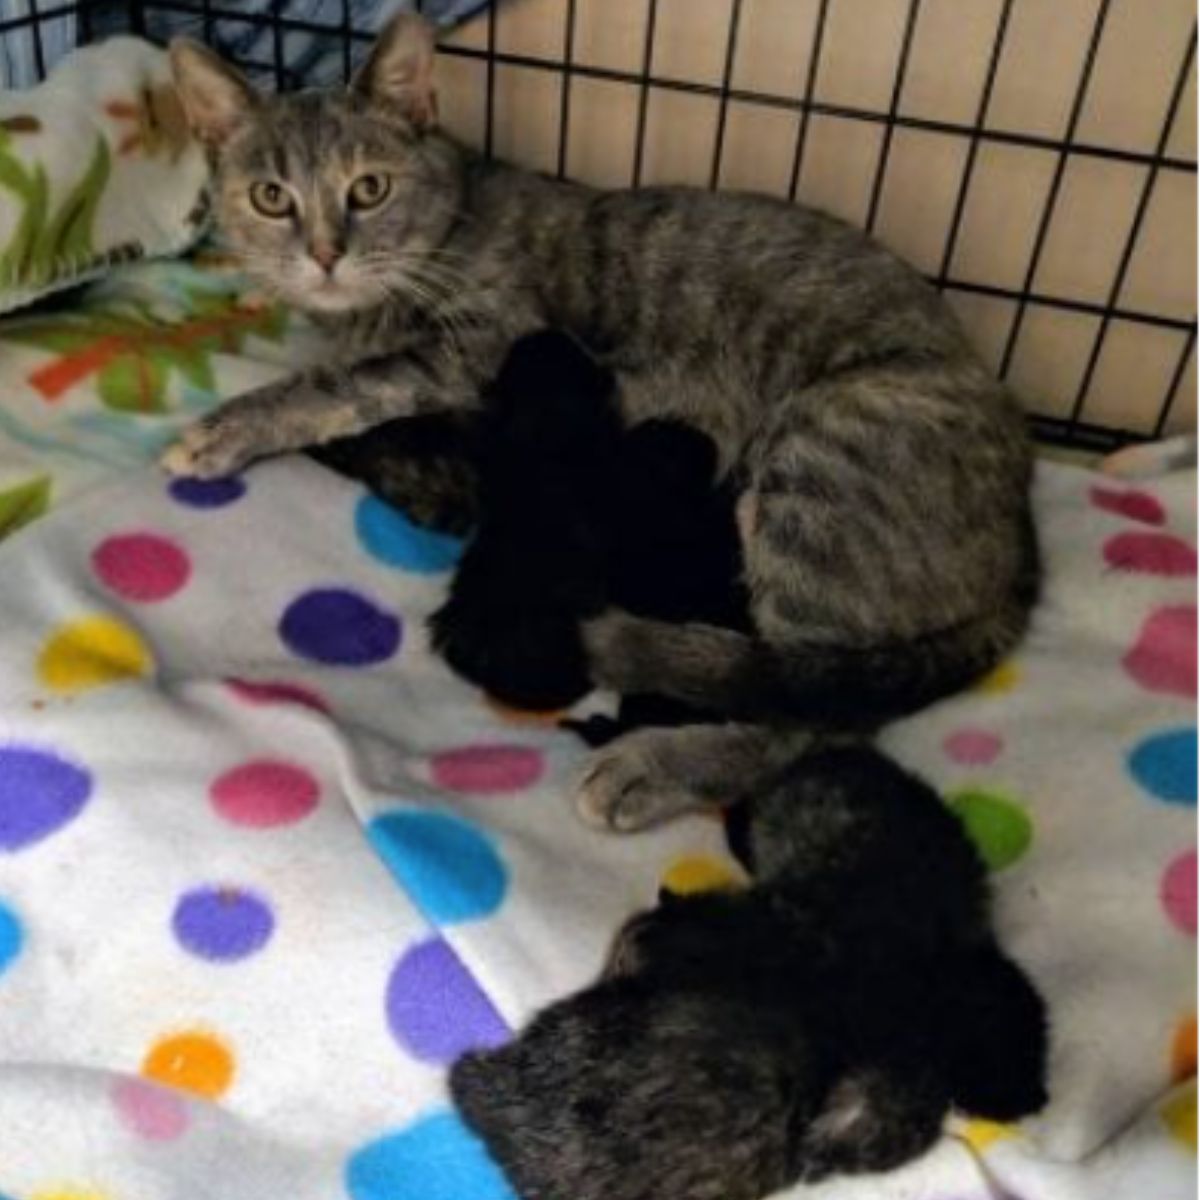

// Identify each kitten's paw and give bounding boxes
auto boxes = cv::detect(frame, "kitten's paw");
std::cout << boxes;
[160,413,256,479]
[574,738,697,832]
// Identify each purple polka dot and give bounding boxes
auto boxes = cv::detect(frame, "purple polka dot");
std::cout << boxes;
[279,588,401,666]
[386,937,509,1064]
[0,745,92,851]
[172,886,275,962]
[169,476,247,509]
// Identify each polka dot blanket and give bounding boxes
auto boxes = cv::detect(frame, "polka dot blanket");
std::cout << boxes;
[0,293,1194,1199]
[0,451,1193,1200]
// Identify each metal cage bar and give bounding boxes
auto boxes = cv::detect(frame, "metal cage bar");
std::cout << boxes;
[2,0,1195,450]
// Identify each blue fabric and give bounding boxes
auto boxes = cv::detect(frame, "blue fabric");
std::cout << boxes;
[0,3,77,87]
[81,1,495,88]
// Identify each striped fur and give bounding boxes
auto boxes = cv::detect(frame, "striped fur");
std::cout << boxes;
[167,14,1037,733]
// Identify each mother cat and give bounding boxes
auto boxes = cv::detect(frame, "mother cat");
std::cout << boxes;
[166,13,1037,831]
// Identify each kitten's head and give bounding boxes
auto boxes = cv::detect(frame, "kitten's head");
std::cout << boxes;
[170,14,462,314]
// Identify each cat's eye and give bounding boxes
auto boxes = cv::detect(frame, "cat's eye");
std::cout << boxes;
[348,172,392,211]
[249,181,295,219]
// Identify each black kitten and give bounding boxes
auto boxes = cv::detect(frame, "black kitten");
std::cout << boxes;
[452,746,1048,1200]
[428,330,747,715]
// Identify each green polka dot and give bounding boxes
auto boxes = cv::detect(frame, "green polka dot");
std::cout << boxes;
[946,789,1032,871]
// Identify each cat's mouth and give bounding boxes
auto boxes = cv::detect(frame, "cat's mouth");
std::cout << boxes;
[293,277,378,314]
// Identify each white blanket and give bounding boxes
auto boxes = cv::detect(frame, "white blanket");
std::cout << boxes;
[0,441,1193,1199]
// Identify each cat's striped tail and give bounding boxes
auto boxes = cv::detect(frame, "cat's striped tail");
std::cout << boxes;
[582,605,1031,725]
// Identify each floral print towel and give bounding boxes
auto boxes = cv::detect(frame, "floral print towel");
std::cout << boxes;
[0,254,307,540]
[0,36,209,314]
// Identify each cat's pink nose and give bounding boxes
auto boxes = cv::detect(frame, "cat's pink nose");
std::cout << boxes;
[309,244,342,273]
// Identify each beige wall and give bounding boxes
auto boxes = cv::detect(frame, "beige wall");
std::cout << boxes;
[437,0,1197,438]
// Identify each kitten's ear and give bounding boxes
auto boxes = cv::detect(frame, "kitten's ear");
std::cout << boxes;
[352,12,438,130]
[169,38,259,150]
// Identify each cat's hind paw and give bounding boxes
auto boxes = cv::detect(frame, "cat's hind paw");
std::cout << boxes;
[574,736,698,832]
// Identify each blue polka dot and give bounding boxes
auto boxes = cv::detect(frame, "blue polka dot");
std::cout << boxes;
[1129,728,1197,805]
[169,476,247,508]
[367,810,507,926]
[280,588,402,667]
[0,901,23,976]
[355,494,465,574]
[346,1111,515,1200]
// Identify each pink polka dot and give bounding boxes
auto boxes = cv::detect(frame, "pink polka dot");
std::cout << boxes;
[1090,486,1166,526]
[111,1077,190,1142]
[431,745,546,794]
[943,729,1004,766]
[210,760,319,828]
[1162,849,1197,937]
[1105,532,1197,577]
[225,678,330,714]
[1124,605,1197,698]
[92,532,191,603]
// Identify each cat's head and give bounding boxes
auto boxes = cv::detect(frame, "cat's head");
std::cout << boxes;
[170,14,462,315]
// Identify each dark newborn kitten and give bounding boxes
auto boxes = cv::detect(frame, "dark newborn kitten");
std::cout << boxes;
[452,746,1049,1200]
[427,329,747,715]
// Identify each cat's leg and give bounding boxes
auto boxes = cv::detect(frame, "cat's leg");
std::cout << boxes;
[160,352,474,479]
[575,722,808,832]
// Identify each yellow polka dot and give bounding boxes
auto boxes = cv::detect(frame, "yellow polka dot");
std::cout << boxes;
[142,1030,235,1100]
[957,1117,1020,1153]
[1163,1080,1197,1152]
[975,660,1020,695]
[37,615,151,694]
[32,1190,112,1200]
[661,854,746,896]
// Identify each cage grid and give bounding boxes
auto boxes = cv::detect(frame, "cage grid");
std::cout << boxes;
[1,0,1196,452]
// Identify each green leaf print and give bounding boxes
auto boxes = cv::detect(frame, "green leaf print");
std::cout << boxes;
[0,132,111,291]
[1,282,289,409]
[0,474,51,538]
[42,137,111,270]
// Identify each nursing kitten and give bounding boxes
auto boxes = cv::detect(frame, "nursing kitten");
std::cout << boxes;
[166,15,1038,829]
[451,745,1049,1200]
[428,329,747,714]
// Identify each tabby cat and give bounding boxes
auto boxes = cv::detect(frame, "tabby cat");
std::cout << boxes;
[166,14,1038,829]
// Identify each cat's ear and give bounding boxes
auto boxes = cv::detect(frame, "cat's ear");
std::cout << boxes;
[169,38,259,150]
[352,12,438,130]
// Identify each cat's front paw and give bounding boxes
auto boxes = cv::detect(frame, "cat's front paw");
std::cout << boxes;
[574,736,698,832]
[160,411,259,479]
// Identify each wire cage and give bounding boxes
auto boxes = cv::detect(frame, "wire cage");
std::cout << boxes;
[2,0,1196,452]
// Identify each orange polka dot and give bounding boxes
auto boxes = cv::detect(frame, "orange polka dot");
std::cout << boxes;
[483,695,566,727]
[1173,1015,1197,1083]
[661,854,746,896]
[1162,1080,1197,1152]
[142,1030,235,1100]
